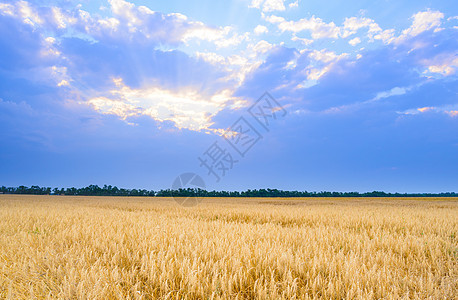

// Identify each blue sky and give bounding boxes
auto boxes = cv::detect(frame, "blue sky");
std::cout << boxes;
[0,0,457,192]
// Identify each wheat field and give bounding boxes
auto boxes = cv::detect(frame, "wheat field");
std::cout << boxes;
[0,195,456,299]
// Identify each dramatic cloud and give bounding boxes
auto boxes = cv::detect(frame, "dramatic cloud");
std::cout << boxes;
[0,0,257,132]
[264,9,449,47]
[87,78,245,132]
[1,0,457,191]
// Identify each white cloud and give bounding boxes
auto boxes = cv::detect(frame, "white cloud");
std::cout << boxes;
[221,40,275,83]
[421,53,458,77]
[171,19,248,48]
[308,49,347,63]
[341,10,446,46]
[49,66,72,86]
[87,0,247,48]
[195,37,274,90]
[284,57,298,70]
[289,1,299,8]
[103,0,202,44]
[274,15,340,39]
[373,87,408,101]
[254,25,268,35]
[250,0,286,12]
[373,29,395,44]
[0,1,43,27]
[398,105,458,117]
[31,0,238,49]
[195,51,227,65]
[302,50,348,82]
[271,15,383,43]
[348,37,361,46]
[262,14,285,24]
[96,17,120,32]
[264,12,399,44]
[266,9,447,47]
[57,80,70,87]
[306,67,331,81]
[2,0,206,46]
[0,0,248,52]
[426,64,456,76]
[397,10,444,42]
[88,96,140,120]
[18,0,43,26]
[250,40,274,55]
[51,7,68,29]
[213,32,249,48]
[342,17,377,38]
[41,36,61,57]
[193,50,255,88]
[182,24,228,42]
[291,34,313,45]
[0,3,15,16]
[341,16,395,43]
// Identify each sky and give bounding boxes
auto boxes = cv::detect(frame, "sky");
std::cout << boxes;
[0,0,457,193]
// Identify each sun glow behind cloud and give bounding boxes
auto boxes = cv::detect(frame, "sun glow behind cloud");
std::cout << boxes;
[1,0,456,134]
[87,79,246,132]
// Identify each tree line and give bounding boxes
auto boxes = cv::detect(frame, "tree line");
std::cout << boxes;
[0,185,456,197]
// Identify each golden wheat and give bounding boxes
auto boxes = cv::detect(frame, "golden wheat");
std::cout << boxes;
[0,195,456,299]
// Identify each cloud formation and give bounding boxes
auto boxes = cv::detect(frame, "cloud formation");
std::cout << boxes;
[250,0,286,12]
[0,0,457,191]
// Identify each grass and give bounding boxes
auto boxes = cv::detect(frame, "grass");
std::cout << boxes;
[0,195,457,299]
